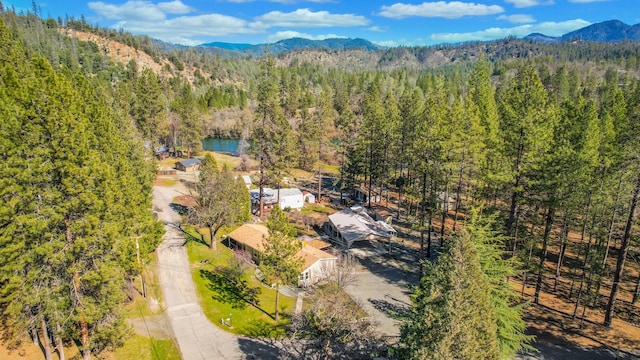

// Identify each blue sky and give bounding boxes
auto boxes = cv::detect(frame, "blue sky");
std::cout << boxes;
[5,0,639,46]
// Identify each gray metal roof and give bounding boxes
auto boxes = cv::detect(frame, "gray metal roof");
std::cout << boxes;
[176,158,202,167]
[328,206,392,246]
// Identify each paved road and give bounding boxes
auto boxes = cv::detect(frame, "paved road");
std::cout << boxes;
[153,185,278,360]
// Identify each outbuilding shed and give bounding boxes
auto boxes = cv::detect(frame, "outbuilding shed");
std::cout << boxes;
[175,158,202,172]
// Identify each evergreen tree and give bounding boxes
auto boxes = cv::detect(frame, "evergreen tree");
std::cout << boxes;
[173,83,202,158]
[261,207,302,322]
[466,210,534,359]
[131,68,166,147]
[0,18,161,359]
[254,54,295,216]
[400,224,500,360]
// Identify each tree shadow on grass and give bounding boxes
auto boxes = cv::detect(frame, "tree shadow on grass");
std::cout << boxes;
[241,319,286,339]
[179,226,208,246]
[200,268,262,311]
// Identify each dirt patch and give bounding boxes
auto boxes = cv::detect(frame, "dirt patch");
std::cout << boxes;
[127,314,174,340]
[173,194,197,207]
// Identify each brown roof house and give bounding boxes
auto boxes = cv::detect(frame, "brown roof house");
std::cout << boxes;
[226,224,337,287]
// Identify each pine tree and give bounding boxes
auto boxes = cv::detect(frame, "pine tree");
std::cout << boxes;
[466,210,534,359]
[173,83,202,158]
[400,224,500,360]
[131,68,166,147]
[261,207,302,322]
[0,19,161,359]
[254,54,295,216]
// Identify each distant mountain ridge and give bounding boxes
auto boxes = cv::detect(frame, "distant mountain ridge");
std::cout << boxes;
[199,37,383,55]
[201,20,639,57]
[524,20,640,43]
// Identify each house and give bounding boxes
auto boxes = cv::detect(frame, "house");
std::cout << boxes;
[242,175,252,189]
[354,187,381,204]
[225,224,337,287]
[371,205,394,224]
[175,158,202,172]
[154,145,170,160]
[297,244,337,287]
[302,191,316,204]
[326,206,397,249]
[438,192,458,211]
[250,188,304,213]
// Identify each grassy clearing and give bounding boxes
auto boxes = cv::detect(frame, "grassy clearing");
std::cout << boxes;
[154,177,177,187]
[207,151,242,171]
[114,335,181,360]
[322,164,340,176]
[184,226,295,337]
[300,203,335,215]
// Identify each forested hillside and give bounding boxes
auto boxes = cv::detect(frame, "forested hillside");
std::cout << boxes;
[1,4,640,358]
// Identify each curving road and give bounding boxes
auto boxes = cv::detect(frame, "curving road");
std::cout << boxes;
[153,185,277,360]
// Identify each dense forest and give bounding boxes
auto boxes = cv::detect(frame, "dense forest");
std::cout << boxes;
[1,3,640,358]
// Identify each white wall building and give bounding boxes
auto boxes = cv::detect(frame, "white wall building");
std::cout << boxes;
[250,188,304,212]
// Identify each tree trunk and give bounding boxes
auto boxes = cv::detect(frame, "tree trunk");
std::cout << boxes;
[453,148,466,232]
[209,225,217,250]
[31,326,38,345]
[573,231,594,318]
[81,320,90,360]
[259,141,265,218]
[419,228,424,278]
[506,131,525,235]
[55,324,65,360]
[604,174,640,327]
[534,206,554,304]
[594,175,624,307]
[554,213,570,292]
[317,162,322,206]
[40,317,53,360]
[274,286,280,322]
[440,178,449,239]
[633,273,640,304]
[570,195,592,297]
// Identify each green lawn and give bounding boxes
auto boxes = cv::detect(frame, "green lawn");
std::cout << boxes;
[300,203,335,215]
[184,226,295,337]
[115,335,181,360]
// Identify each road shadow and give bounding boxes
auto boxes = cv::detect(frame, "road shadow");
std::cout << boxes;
[237,336,281,359]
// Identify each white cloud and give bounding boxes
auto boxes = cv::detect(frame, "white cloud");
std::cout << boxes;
[89,1,169,22]
[367,26,386,32]
[430,18,590,43]
[379,1,504,19]
[266,31,345,42]
[157,1,193,14]
[373,40,402,47]
[222,0,336,2]
[254,8,370,28]
[504,0,554,8]
[497,14,535,23]
[89,1,256,45]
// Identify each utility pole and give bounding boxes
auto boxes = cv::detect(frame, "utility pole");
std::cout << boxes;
[134,236,146,297]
